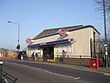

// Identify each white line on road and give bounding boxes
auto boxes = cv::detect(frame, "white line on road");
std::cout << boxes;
[8,62,81,80]
[104,73,110,76]
[31,67,81,80]
[74,77,81,80]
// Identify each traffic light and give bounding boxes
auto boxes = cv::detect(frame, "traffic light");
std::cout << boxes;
[16,44,20,50]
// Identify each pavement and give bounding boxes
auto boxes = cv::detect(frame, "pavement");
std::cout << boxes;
[15,60,110,76]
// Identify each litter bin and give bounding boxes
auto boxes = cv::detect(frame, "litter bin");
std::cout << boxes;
[88,58,99,69]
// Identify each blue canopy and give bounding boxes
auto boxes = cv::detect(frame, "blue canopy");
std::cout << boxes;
[28,38,74,48]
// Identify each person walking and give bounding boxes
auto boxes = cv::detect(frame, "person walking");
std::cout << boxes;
[31,52,35,61]
[35,52,38,61]
[21,55,23,61]
[62,50,66,63]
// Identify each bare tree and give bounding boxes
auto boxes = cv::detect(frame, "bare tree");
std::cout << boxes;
[96,0,110,67]
[96,0,110,14]
[96,0,110,39]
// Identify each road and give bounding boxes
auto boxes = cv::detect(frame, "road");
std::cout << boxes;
[2,60,110,83]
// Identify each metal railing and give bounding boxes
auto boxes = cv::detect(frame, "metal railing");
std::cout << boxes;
[0,69,17,83]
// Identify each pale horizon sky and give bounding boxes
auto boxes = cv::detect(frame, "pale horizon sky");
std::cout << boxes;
[0,0,105,51]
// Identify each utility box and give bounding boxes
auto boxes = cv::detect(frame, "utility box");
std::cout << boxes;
[88,58,99,69]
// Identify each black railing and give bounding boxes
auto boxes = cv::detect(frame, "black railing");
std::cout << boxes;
[0,69,17,83]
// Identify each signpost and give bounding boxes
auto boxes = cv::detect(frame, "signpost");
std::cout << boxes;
[58,28,68,37]
[26,38,33,45]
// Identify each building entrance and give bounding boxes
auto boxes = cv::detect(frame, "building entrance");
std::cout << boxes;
[42,45,54,61]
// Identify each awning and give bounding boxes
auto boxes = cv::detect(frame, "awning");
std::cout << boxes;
[28,38,74,48]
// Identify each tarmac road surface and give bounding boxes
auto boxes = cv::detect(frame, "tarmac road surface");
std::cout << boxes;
[2,60,110,83]
[2,61,89,83]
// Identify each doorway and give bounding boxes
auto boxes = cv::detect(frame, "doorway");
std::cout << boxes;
[42,45,54,61]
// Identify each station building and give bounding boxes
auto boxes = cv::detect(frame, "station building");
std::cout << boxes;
[26,25,101,65]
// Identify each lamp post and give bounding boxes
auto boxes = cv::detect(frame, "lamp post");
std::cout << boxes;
[102,0,108,68]
[8,21,20,52]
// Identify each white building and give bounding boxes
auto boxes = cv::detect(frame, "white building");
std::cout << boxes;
[26,25,101,65]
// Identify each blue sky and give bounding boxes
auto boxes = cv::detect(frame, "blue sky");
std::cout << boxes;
[0,0,103,50]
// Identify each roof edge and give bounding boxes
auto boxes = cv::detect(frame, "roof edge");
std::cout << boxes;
[83,25,100,35]
[33,25,100,40]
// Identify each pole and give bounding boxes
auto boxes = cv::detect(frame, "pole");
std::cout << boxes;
[90,39,93,58]
[103,0,107,41]
[18,24,20,45]
[103,0,108,68]
[17,24,20,52]
[93,32,96,58]
[8,21,20,52]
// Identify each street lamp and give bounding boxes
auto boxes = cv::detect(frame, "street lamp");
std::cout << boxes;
[102,0,108,68]
[8,21,20,52]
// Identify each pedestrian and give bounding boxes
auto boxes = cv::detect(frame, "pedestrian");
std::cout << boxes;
[31,52,35,61]
[61,50,66,63]
[21,55,23,61]
[24,51,28,60]
[35,52,38,61]
[62,50,66,57]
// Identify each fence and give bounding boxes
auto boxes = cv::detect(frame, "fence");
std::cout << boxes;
[55,55,91,66]
[0,69,17,83]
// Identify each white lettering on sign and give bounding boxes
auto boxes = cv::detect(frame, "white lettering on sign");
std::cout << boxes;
[40,42,47,45]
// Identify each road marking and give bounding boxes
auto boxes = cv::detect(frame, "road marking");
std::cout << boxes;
[74,77,81,80]
[104,73,110,76]
[41,69,80,80]
[8,62,81,80]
